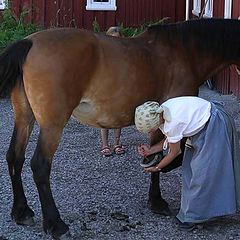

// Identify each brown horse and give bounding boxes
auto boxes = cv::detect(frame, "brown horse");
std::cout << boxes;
[0,18,240,239]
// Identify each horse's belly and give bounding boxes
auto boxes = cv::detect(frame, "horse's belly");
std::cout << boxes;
[72,98,131,128]
[72,99,98,126]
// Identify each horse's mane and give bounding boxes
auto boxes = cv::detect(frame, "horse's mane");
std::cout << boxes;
[147,18,240,60]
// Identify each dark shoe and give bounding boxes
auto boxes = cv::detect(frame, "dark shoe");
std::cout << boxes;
[177,222,198,231]
[174,217,202,232]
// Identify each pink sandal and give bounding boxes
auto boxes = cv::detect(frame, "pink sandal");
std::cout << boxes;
[100,146,112,157]
[114,145,125,155]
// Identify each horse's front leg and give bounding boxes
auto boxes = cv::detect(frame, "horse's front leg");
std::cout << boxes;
[147,130,171,215]
[148,130,185,215]
[31,126,70,239]
[148,172,171,215]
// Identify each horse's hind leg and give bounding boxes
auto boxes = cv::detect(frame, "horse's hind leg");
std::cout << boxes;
[7,84,35,225]
[31,123,69,239]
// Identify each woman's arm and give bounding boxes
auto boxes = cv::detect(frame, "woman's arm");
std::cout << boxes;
[144,141,181,173]
[138,138,165,157]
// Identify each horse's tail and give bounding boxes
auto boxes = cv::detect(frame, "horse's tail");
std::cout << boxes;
[0,39,33,98]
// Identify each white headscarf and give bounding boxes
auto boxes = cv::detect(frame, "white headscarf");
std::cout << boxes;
[135,101,171,133]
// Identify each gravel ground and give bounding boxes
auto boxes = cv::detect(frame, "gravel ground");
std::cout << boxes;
[0,84,240,240]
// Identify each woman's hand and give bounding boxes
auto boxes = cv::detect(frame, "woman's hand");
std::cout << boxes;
[144,141,181,173]
[137,144,151,157]
[144,165,161,173]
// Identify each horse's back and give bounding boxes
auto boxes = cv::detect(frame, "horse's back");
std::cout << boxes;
[21,28,158,128]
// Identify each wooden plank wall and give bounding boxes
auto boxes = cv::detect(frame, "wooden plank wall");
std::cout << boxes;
[7,0,186,30]
[211,0,240,98]
[230,0,240,97]
[188,0,240,98]
[189,0,239,98]
[211,0,229,95]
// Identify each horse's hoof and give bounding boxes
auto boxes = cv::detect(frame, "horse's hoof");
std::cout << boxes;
[54,231,72,240]
[44,219,70,240]
[140,152,163,168]
[148,201,172,216]
[150,207,172,216]
[16,216,35,226]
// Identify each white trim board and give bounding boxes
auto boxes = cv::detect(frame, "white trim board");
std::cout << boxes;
[0,0,6,10]
[224,0,232,19]
[86,0,117,11]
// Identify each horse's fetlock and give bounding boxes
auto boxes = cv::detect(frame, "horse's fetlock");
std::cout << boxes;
[11,202,34,222]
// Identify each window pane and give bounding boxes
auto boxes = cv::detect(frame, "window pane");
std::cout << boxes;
[0,0,6,9]
[86,0,116,11]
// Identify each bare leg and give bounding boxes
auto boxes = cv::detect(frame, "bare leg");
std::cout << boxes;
[100,128,109,148]
[100,129,112,156]
[113,128,121,146]
[113,129,125,154]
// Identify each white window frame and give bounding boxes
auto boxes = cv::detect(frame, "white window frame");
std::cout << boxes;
[224,0,232,19]
[203,0,213,18]
[0,0,7,10]
[192,0,201,16]
[86,0,117,11]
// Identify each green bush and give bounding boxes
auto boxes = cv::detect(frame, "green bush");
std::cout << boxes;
[92,18,168,37]
[92,17,101,33]
[0,8,40,50]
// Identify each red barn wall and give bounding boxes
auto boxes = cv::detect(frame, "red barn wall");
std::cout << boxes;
[189,0,240,98]
[212,0,240,98]
[6,0,186,30]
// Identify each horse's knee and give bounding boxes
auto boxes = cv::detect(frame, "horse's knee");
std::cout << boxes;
[6,148,25,176]
[31,154,51,184]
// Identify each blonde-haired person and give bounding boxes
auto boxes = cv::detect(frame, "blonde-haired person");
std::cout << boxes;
[100,26,125,157]
[135,97,240,231]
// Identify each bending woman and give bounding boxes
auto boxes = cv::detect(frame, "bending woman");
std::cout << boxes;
[135,97,240,230]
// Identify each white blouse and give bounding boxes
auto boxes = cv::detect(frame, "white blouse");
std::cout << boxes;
[159,97,211,143]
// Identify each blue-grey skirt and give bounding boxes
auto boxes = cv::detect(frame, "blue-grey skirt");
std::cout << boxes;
[177,103,240,223]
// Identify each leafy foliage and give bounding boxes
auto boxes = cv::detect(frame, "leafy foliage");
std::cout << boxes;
[92,17,101,33]
[119,18,169,37]
[0,8,167,51]
[92,18,168,37]
[0,8,40,50]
